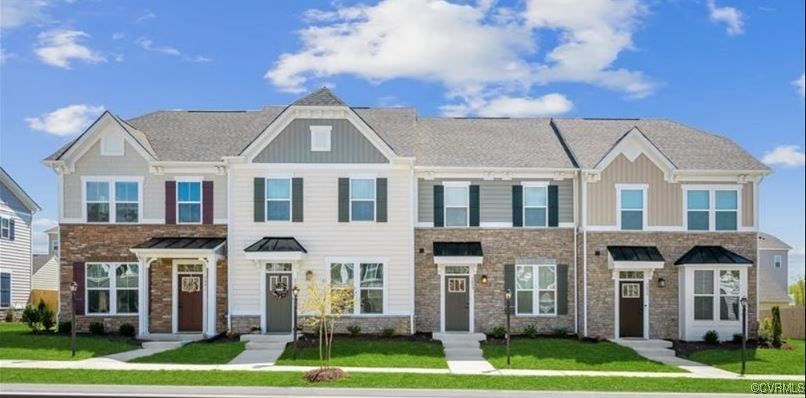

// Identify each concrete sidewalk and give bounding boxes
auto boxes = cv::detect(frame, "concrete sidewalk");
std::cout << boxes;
[611,338,738,378]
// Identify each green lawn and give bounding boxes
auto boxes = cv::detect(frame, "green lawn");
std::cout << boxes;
[275,338,447,368]
[483,338,681,372]
[686,339,805,375]
[0,322,138,360]
[0,368,789,393]
[131,340,246,364]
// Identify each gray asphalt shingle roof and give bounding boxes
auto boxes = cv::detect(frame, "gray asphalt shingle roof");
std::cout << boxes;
[292,87,346,106]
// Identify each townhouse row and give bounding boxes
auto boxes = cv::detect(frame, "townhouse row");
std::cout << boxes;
[43,88,768,342]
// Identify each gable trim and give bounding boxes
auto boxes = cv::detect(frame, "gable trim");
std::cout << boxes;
[593,127,677,182]
[0,168,41,213]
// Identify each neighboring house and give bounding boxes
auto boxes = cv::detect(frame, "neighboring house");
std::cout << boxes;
[757,232,792,310]
[42,88,769,341]
[0,167,41,318]
[32,227,60,293]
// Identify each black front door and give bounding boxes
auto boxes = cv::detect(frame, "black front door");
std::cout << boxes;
[619,281,643,338]
[266,273,293,333]
[444,275,469,332]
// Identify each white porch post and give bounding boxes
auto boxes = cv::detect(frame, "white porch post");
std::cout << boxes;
[206,254,217,337]
[137,257,150,338]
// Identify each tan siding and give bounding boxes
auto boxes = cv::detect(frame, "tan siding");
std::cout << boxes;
[742,182,754,227]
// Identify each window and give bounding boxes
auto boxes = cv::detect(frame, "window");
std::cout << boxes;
[115,182,139,223]
[330,261,384,314]
[266,178,291,221]
[687,190,710,231]
[0,272,10,308]
[686,187,740,231]
[618,186,645,230]
[177,181,201,224]
[350,178,375,221]
[85,179,140,223]
[621,283,640,298]
[719,270,740,321]
[310,125,332,152]
[515,264,556,316]
[444,184,469,227]
[774,255,783,268]
[523,186,547,227]
[86,181,110,223]
[715,191,738,231]
[692,269,742,322]
[50,237,59,253]
[0,217,9,239]
[86,263,139,315]
[693,270,714,320]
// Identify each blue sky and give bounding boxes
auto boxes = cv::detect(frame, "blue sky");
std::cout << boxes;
[1,0,804,281]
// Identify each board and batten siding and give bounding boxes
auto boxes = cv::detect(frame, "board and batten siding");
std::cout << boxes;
[418,179,573,225]
[0,182,33,309]
[62,138,227,222]
[586,153,754,228]
[228,167,413,315]
[254,119,389,164]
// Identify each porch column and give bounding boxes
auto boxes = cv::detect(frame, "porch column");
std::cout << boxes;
[206,254,217,337]
[137,257,150,338]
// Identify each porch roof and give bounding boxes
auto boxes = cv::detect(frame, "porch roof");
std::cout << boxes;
[433,242,483,265]
[132,237,226,250]
[607,246,665,270]
[674,246,752,265]
[244,237,307,261]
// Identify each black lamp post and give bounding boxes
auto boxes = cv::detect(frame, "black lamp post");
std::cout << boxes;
[505,289,512,367]
[69,281,78,357]
[740,296,748,376]
[292,285,300,360]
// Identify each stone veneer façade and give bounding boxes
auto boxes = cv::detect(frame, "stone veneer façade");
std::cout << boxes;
[230,315,411,335]
[414,228,576,335]
[59,224,227,334]
[579,231,758,340]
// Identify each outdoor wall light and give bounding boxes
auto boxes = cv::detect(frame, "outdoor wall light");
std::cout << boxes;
[305,270,314,281]
[657,278,666,288]
[480,275,489,285]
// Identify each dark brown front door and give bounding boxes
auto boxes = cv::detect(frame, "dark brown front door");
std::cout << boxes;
[619,281,643,338]
[178,273,204,332]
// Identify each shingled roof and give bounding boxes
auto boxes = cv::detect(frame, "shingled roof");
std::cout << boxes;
[292,87,346,106]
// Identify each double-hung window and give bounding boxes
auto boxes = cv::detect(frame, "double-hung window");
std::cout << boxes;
[692,269,742,321]
[686,187,739,231]
[715,191,738,231]
[523,185,547,227]
[86,181,110,223]
[85,179,140,223]
[266,178,291,221]
[444,184,469,227]
[177,181,201,224]
[773,255,783,268]
[329,260,384,314]
[115,182,139,223]
[350,178,375,221]
[686,190,710,231]
[693,270,714,320]
[0,272,10,308]
[515,264,557,316]
[86,263,139,315]
[618,185,646,231]
[0,217,9,239]
[719,270,740,321]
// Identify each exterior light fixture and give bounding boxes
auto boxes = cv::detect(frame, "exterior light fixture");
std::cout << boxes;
[657,278,666,288]
[305,270,313,281]
[480,275,488,285]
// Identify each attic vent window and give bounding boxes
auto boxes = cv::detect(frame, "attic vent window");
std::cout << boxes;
[310,125,332,152]
[100,132,124,156]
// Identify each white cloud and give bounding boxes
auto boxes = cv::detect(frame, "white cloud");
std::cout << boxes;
[0,0,47,30]
[442,93,573,117]
[34,30,106,68]
[0,48,16,64]
[25,104,105,136]
[762,145,806,167]
[136,37,212,63]
[794,73,805,99]
[136,11,157,23]
[707,0,744,36]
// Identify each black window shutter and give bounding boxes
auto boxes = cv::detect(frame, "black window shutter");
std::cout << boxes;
[376,178,388,223]
[253,178,265,222]
[548,185,559,227]
[556,264,568,315]
[338,178,349,222]
[433,185,444,227]
[469,185,480,227]
[504,264,515,313]
[512,185,523,227]
[8,219,14,240]
[292,178,303,222]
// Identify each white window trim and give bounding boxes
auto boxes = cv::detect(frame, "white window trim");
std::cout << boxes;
[514,264,558,317]
[688,266,746,325]
[616,184,648,231]
[349,177,377,222]
[692,270,715,321]
[310,125,332,152]
[0,216,9,239]
[326,257,388,316]
[176,179,203,225]
[443,181,470,228]
[81,176,144,224]
[85,262,139,316]
[51,238,59,253]
[682,185,742,232]
[773,255,783,268]
[265,177,293,222]
[717,269,742,322]
[0,271,11,308]
[522,183,548,228]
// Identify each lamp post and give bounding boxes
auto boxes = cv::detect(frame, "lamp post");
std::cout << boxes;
[505,289,512,367]
[69,281,78,357]
[292,285,300,360]
[740,296,748,376]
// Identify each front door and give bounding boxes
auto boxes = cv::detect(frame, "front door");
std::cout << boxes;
[266,273,293,333]
[444,275,470,332]
[619,281,644,338]
[178,273,204,332]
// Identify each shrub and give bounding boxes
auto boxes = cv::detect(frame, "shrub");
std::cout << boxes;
[346,324,361,336]
[552,327,569,337]
[732,333,743,344]
[20,300,54,332]
[41,309,56,332]
[703,330,719,345]
[4,308,15,322]
[118,323,136,338]
[489,326,507,339]
[89,322,105,335]
[758,317,773,342]
[380,328,395,337]
[771,306,783,348]
[522,324,537,338]
[58,321,72,334]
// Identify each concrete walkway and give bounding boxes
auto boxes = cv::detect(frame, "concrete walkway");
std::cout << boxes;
[228,334,293,365]
[102,341,190,362]
[611,339,738,378]
[433,333,496,374]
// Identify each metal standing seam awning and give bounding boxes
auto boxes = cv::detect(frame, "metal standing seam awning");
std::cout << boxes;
[244,237,308,261]
[432,242,483,265]
[129,237,227,258]
[607,246,665,270]
[674,246,753,266]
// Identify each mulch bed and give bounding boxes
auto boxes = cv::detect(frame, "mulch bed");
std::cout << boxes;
[673,340,761,357]
[292,333,438,348]
[304,367,347,382]
[485,334,599,345]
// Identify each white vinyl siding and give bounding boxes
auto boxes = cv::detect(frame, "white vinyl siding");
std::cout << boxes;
[0,186,32,310]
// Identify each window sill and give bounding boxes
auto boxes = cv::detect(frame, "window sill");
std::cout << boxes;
[84,313,138,317]
[514,314,558,318]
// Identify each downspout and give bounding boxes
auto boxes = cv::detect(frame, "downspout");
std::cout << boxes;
[226,164,232,332]
[572,171,579,335]
[409,165,417,335]
[582,172,589,337]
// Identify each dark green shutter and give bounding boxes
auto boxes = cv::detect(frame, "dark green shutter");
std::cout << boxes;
[512,185,523,227]
[469,185,480,227]
[376,178,388,222]
[338,178,349,222]
[548,185,559,227]
[504,264,515,313]
[433,185,444,227]
[292,178,303,222]
[253,178,265,222]
[556,264,568,315]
